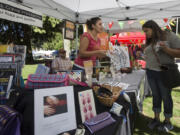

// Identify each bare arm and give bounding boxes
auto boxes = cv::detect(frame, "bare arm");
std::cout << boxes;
[79,37,106,58]
[160,32,180,58]
[159,42,180,58]
[163,47,180,58]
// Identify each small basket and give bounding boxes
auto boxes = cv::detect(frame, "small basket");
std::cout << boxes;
[93,85,122,107]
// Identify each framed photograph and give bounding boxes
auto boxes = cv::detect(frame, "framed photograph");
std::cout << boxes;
[78,89,97,123]
[64,20,75,40]
[44,94,67,118]
[35,86,77,135]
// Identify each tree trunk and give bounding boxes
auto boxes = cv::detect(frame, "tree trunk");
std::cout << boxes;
[23,25,34,64]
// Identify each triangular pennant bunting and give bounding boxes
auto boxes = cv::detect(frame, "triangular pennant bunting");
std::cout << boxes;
[163,18,168,23]
[128,20,135,25]
[118,21,124,29]
[140,20,146,25]
[108,22,114,29]
[166,25,171,30]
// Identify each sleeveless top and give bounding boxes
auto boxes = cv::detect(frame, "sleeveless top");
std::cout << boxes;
[74,32,101,67]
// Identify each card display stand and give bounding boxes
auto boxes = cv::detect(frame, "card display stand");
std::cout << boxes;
[0,45,26,105]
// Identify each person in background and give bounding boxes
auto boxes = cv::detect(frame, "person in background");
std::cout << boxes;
[135,48,144,60]
[51,49,72,72]
[73,17,107,71]
[143,20,180,132]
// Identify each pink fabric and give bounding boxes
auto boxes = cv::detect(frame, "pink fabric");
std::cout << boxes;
[74,32,101,67]
[69,78,88,86]
[25,74,69,88]
[137,60,146,69]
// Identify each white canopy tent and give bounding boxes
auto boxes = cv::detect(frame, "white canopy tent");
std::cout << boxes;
[18,0,180,52]
[21,0,180,23]
[20,0,180,33]
[5,0,180,52]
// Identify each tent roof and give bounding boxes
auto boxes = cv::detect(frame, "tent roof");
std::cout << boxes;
[22,0,180,23]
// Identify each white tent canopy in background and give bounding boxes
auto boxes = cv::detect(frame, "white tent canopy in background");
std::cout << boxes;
[12,0,179,52]
[21,0,180,23]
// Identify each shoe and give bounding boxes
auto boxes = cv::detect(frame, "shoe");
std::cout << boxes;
[158,120,173,132]
[148,118,161,130]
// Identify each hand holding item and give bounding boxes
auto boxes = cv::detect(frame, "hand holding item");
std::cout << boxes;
[44,105,55,116]
[46,96,59,106]
[158,41,169,51]
[96,50,107,58]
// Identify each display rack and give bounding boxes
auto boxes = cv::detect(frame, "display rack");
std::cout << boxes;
[0,45,26,104]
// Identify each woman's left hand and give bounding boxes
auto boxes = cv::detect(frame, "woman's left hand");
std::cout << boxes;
[159,41,168,51]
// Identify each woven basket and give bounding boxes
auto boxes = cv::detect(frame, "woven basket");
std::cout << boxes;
[93,85,122,107]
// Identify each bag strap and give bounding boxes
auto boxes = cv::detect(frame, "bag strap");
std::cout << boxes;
[151,45,161,65]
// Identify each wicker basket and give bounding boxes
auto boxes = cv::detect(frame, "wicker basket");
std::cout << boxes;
[93,85,122,107]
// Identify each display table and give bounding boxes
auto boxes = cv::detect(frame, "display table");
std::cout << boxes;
[62,85,132,135]
[121,70,146,112]
[6,70,146,135]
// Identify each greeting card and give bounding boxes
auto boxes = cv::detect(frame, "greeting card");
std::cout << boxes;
[78,90,96,123]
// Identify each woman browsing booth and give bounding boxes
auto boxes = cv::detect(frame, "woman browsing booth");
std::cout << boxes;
[73,17,107,70]
[142,20,180,132]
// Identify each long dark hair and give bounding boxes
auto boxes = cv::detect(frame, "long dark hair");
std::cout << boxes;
[142,20,167,45]
[86,17,101,30]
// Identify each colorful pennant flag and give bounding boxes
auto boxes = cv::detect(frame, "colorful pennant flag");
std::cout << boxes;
[169,19,175,26]
[108,22,114,29]
[140,20,146,25]
[163,18,168,23]
[118,21,124,29]
[166,25,171,30]
[128,20,135,25]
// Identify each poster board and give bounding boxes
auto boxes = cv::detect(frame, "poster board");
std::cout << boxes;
[64,20,75,40]
[34,86,77,135]
[98,32,109,50]
[107,46,130,70]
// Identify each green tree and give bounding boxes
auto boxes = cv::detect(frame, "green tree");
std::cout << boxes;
[0,19,33,63]
[0,16,83,63]
[42,32,63,50]
[0,16,64,63]
[31,16,64,49]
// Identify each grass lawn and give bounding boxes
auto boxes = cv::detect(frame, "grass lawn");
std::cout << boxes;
[22,64,180,135]
[22,64,38,79]
[134,89,180,135]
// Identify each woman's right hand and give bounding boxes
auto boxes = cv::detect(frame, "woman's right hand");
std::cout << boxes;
[96,50,107,58]
[44,105,55,116]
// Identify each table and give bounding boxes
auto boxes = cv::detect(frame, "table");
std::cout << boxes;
[121,70,146,112]
[6,70,146,135]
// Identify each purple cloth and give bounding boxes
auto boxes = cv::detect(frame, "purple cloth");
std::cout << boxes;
[84,112,116,134]
[0,105,21,135]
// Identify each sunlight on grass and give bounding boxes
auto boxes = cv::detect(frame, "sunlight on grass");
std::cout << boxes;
[22,64,38,79]
[135,90,180,135]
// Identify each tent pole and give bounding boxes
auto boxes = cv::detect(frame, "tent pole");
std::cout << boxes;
[176,17,179,35]
[75,23,79,56]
